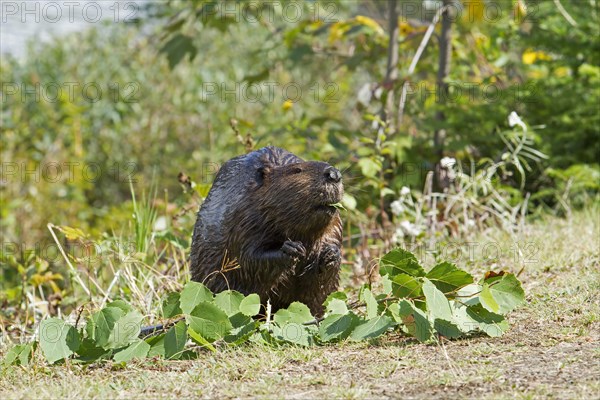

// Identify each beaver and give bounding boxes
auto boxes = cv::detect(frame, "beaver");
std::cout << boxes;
[189,146,343,317]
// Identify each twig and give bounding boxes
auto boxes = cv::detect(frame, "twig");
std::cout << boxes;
[553,0,578,26]
[47,223,91,297]
[397,4,449,124]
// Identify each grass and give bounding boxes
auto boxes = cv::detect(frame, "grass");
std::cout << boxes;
[1,207,599,399]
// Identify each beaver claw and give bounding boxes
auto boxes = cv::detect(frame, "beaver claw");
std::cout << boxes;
[281,240,306,263]
[321,244,342,270]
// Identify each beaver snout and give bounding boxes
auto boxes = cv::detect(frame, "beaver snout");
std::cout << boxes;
[323,166,342,183]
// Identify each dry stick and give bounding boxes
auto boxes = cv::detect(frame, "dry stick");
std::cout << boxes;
[553,0,578,27]
[100,270,121,308]
[47,223,91,297]
[397,4,449,125]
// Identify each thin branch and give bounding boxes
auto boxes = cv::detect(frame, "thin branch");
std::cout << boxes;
[397,4,449,125]
[553,0,578,27]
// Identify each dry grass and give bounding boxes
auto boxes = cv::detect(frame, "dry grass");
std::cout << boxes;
[1,207,599,399]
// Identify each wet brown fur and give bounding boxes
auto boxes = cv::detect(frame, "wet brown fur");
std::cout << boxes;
[189,146,343,317]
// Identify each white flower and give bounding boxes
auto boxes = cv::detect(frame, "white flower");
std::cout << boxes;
[440,157,456,169]
[400,186,411,196]
[390,200,404,216]
[465,219,476,228]
[153,216,168,231]
[391,227,404,243]
[400,220,421,237]
[508,111,527,132]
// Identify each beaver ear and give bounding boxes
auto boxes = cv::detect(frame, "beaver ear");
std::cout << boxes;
[256,165,272,186]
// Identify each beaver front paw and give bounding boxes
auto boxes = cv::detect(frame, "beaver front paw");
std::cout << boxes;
[281,240,306,265]
[319,244,341,272]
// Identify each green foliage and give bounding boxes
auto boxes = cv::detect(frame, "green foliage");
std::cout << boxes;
[7,249,525,365]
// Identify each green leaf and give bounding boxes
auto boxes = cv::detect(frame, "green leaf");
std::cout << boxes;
[360,287,379,319]
[426,262,474,294]
[397,300,434,342]
[160,34,197,69]
[164,321,188,359]
[456,283,483,306]
[3,343,35,366]
[466,304,509,337]
[106,310,143,349]
[180,281,213,314]
[239,293,261,316]
[480,273,525,314]
[186,302,233,341]
[215,291,244,316]
[349,315,394,341]
[433,319,463,339]
[76,338,109,362]
[113,340,150,363]
[273,302,314,325]
[39,318,80,364]
[107,300,133,313]
[380,248,426,277]
[162,292,182,318]
[86,307,124,348]
[390,273,423,299]
[145,333,166,358]
[272,322,313,347]
[319,313,359,342]
[188,327,216,352]
[358,157,381,178]
[422,279,453,321]
[325,292,349,315]
[224,313,256,345]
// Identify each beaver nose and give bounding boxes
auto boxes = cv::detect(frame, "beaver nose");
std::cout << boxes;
[324,166,342,183]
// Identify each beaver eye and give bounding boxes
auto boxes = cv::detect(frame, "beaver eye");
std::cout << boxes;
[292,167,302,174]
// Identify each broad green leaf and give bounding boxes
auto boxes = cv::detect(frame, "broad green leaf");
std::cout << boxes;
[361,287,378,319]
[397,300,434,342]
[239,293,261,316]
[146,333,166,358]
[480,273,525,314]
[106,310,143,349]
[319,313,359,342]
[162,292,182,318]
[160,34,197,69]
[113,339,150,363]
[423,279,453,321]
[39,318,80,364]
[215,290,244,316]
[390,273,423,299]
[186,302,233,341]
[107,300,133,313]
[86,307,124,348]
[456,283,483,306]
[325,292,349,315]
[433,319,463,339]
[188,327,216,352]
[273,302,314,325]
[426,262,474,294]
[3,343,35,366]
[75,338,109,362]
[224,313,256,345]
[381,274,393,295]
[180,281,213,314]
[466,304,509,337]
[272,322,313,347]
[358,157,381,178]
[380,248,426,277]
[164,321,188,359]
[349,315,394,341]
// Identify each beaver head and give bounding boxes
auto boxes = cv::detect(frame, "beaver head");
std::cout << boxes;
[251,159,343,238]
